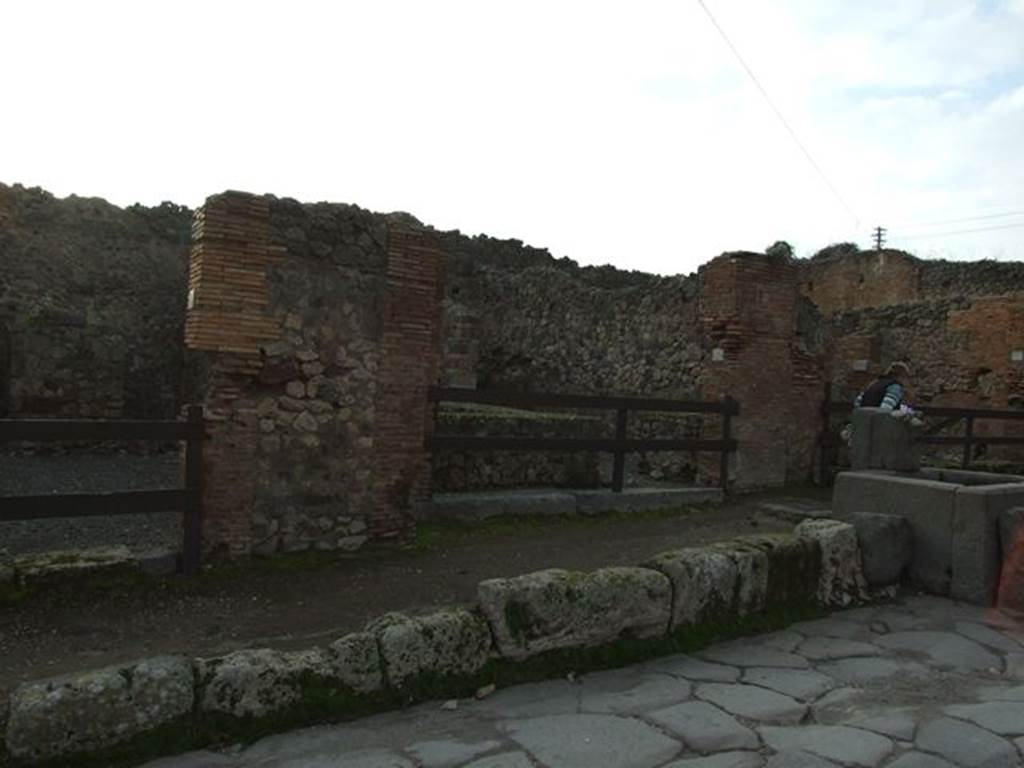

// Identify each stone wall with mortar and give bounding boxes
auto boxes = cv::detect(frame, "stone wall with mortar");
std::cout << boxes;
[698,252,825,489]
[0,182,191,419]
[0,519,867,765]
[821,294,1024,463]
[184,192,442,556]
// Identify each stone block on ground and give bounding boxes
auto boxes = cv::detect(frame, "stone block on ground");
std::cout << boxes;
[645,548,737,631]
[998,506,1024,562]
[795,519,867,607]
[5,656,193,763]
[12,546,138,586]
[851,512,913,586]
[851,407,919,471]
[367,609,492,689]
[197,633,383,719]
[707,541,769,617]
[477,567,671,660]
[733,533,821,609]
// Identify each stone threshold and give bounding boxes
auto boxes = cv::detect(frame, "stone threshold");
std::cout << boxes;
[422,486,724,522]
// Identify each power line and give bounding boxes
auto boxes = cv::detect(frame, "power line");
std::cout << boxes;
[696,0,860,228]
[901,209,1024,228]
[892,221,1024,240]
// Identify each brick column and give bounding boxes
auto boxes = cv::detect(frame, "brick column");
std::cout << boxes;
[183,192,284,556]
[371,230,445,540]
[698,252,822,489]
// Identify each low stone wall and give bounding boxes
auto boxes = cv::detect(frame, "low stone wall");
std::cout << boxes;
[0,520,869,766]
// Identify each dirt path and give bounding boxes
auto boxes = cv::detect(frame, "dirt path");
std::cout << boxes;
[0,488,828,700]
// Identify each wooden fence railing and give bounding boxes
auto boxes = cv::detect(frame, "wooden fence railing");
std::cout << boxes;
[427,387,740,491]
[822,384,1024,471]
[0,405,204,576]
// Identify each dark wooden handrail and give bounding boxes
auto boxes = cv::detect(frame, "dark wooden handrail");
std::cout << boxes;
[0,405,205,576]
[429,388,739,492]
[429,386,741,414]
[821,385,1024,472]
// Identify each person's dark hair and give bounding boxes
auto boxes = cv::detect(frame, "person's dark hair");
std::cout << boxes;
[885,362,910,379]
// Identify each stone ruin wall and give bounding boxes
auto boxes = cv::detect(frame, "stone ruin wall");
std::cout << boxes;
[2,183,1024,551]
[806,249,1024,468]
[0,183,191,420]
[437,238,705,490]
[182,193,443,556]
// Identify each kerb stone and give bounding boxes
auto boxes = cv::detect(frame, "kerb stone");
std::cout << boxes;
[5,656,193,762]
[795,519,867,607]
[852,512,913,586]
[477,567,671,660]
[367,609,491,689]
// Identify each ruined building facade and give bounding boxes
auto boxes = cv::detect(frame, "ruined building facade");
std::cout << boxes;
[2,183,1023,555]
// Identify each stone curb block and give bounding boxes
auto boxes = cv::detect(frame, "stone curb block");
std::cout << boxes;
[2,522,870,764]
[477,566,672,660]
[197,632,382,719]
[5,656,193,763]
[646,548,738,632]
[367,609,492,689]
[796,519,868,607]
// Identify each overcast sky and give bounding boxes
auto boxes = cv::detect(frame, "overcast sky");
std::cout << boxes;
[3,1,1023,275]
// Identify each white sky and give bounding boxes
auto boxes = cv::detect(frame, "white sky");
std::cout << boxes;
[2,0,1023,275]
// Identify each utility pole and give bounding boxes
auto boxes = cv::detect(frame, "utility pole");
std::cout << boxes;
[873,226,887,251]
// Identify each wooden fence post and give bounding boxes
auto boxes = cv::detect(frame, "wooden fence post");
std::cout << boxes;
[182,404,204,577]
[612,408,628,493]
[720,396,733,492]
[962,415,974,470]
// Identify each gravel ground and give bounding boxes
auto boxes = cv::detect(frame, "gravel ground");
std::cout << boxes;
[0,451,183,556]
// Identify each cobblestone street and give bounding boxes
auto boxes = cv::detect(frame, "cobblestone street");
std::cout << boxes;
[145,595,1024,768]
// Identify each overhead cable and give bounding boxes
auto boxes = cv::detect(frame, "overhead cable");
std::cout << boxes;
[696,0,861,228]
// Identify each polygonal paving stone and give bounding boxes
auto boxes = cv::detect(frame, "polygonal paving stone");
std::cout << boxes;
[797,636,879,661]
[470,679,580,719]
[791,617,871,640]
[140,751,237,768]
[741,668,834,701]
[764,750,839,767]
[663,751,763,768]
[976,683,1024,702]
[696,683,806,723]
[646,701,758,752]
[503,714,681,768]
[944,701,1024,736]
[644,655,740,682]
[837,708,917,741]
[463,753,535,768]
[817,656,930,684]
[884,753,956,768]
[578,670,691,715]
[875,631,1002,671]
[759,725,893,767]
[1005,653,1024,680]
[273,750,413,768]
[406,740,502,768]
[759,631,804,652]
[916,717,1018,768]
[699,643,809,669]
[955,622,1023,653]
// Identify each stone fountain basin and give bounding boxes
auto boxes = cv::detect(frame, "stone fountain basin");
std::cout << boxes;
[833,467,1024,605]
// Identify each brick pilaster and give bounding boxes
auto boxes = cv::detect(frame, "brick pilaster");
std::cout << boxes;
[699,253,822,489]
[183,192,284,556]
[371,230,445,540]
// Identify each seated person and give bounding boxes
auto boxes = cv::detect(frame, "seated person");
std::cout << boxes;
[855,362,911,410]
